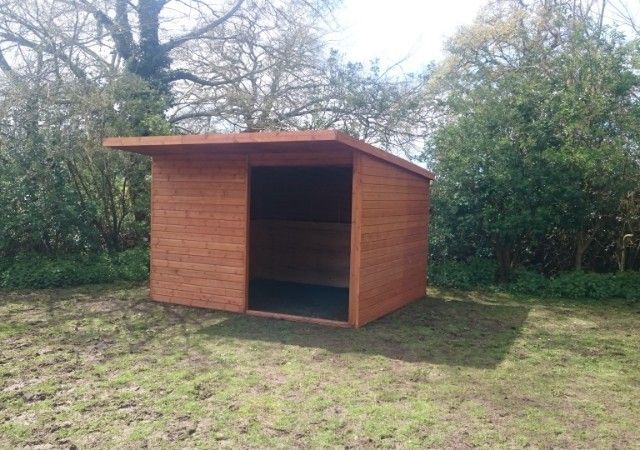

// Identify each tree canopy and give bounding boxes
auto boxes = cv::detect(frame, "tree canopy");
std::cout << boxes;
[1,0,639,281]
[427,0,640,278]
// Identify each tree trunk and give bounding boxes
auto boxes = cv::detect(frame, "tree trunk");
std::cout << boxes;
[495,244,512,283]
[574,231,592,271]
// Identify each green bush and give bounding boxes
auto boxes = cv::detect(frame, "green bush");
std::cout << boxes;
[429,259,640,300]
[0,247,149,289]
[428,258,497,290]
[546,271,640,300]
[507,268,549,295]
[113,247,150,281]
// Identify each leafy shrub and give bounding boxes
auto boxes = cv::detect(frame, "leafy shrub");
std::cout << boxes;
[113,247,150,281]
[508,268,549,295]
[428,258,497,290]
[0,247,149,289]
[430,260,640,300]
[547,271,640,300]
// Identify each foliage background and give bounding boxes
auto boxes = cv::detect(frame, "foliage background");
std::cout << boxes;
[0,0,639,293]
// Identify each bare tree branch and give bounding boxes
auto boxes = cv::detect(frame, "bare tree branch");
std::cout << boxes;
[160,0,244,51]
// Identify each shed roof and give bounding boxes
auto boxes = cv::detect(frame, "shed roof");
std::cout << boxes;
[102,130,434,180]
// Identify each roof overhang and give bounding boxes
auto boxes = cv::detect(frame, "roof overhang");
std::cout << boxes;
[102,130,435,180]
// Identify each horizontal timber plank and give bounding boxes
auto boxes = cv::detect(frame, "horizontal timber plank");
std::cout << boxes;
[152,258,244,276]
[356,213,425,225]
[153,273,245,293]
[359,287,425,317]
[153,164,245,174]
[360,174,428,188]
[152,231,245,244]
[151,243,243,260]
[360,263,425,285]
[153,267,243,288]
[362,205,428,217]
[360,242,427,262]
[152,237,243,252]
[361,220,427,234]
[359,290,424,324]
[153,280,244,298]
[153,224,245,238]
[154,175,246,184]
[362,199,428,209]
[362,231,426,245]
[153,209,245,221]
[360,253,426,276]
[152,292,244,312]
[152,216,243,227]
[152,202,246,213]
[153,180,247,190]
[153,187,246,199]
[360,269,425,295]
[358,184,427,198]
[360,276,425,300]
[152,195,245,206]
[361,191,426,202]
[154,153,246,162]
[245,310,351,327]
[152,251,244,267]
[360,246,426,269]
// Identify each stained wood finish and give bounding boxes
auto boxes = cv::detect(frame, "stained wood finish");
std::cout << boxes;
[348,153,363,326]
[248,149,351,167]
[249,165,352,288]
[150,154,248,312]
[245,310,351,328]
[250,220,350,287]
[103,132,434,327]
[103,130,434,180]
[353,154,429,327]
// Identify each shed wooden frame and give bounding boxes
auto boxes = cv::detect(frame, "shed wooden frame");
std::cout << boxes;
[104,130,434,327]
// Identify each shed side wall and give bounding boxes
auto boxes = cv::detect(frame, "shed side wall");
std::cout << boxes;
[356,154,429,326]
[150,154,248,312]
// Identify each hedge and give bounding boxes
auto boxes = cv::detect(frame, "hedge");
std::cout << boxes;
[429,259,640,300]
[0,247,149,289]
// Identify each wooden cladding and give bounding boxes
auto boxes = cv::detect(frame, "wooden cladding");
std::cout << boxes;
[250,220,350,288]
[352,153,429,326]
[150,154,248,312]
[249,165,352,289]
[109,131,432,327]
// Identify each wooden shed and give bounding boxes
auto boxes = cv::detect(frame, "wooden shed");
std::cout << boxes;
[104,130,434,327]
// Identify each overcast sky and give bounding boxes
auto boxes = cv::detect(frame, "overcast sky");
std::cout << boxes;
[333,0,486,73]
[332,0,640,73]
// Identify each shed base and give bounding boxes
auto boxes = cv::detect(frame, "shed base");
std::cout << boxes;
[248,279,349,322]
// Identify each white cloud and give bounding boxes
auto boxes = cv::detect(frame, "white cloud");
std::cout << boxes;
[332,0,486,72]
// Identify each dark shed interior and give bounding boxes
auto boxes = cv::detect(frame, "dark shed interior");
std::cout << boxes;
[248,166,352,321]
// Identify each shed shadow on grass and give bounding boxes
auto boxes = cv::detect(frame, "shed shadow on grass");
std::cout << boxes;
[197,295,530,368]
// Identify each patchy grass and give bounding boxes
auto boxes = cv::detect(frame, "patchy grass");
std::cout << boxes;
[0,284,638,448]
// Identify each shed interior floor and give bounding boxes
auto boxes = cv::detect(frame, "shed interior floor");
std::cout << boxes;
[248,279,349,322]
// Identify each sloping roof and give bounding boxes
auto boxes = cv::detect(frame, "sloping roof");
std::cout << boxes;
[102,130,434,180]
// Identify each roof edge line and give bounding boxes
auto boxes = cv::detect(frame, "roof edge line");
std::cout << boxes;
[333,131,435,180]
[102,130,434,180]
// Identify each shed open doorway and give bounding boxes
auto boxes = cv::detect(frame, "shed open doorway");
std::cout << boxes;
[248,166,352,323]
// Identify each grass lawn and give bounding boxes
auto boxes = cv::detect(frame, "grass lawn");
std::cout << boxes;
[1,284,638,448]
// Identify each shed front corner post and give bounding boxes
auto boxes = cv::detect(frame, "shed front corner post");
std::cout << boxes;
[348,152,362,328]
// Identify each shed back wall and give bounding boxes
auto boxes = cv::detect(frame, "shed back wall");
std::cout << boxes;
[249,166,352,288]
[150,153,249,312]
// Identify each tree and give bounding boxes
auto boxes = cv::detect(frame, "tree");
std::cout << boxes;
[0,0,430,149]
[0,0,250,93]
[427,0,640,279]
[0,0,432,257]
[0,67,173,253]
